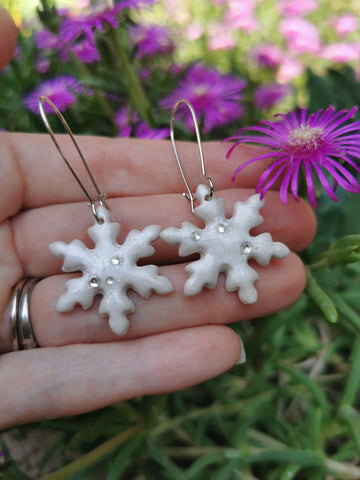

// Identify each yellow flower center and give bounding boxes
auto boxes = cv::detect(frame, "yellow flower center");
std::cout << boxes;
[287,125,324,152]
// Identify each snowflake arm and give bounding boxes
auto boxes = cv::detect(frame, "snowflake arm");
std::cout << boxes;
[50,205,173,335]
[184,254,222,295]
[161,184,290,304]
[225,263,259,304]
[122,224,160,262]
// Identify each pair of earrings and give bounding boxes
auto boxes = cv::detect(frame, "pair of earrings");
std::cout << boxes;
[40,97,289,336]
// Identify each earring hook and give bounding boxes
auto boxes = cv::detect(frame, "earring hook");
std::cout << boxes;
[38,96,108,223]
[170,99,214,213]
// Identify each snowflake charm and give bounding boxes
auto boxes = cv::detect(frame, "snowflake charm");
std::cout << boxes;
[160,184,289,304]
[50,206,173,335]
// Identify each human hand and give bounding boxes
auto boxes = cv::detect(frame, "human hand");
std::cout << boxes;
[0,9,316,429]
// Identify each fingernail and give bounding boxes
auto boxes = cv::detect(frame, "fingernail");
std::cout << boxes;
[236,334,246,365]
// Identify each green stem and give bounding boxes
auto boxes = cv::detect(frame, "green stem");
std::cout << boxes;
[340,336,360,408]
[305,266,338,323]
[69,52,117,132]
[150,390,275,437]
[158,445,360,479]
[106,27,153,125]
[279,464,301,480]
[41,423,144,480]
[309,259,329,272]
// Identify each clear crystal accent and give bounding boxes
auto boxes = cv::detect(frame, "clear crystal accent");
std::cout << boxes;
[89,276,100,287]
[110,256,121,265]
[106,277,114,285]
[241,242,252,255]
[192,232,201,241]
[217,224,226,233]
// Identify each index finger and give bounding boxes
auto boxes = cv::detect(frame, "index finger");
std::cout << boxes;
[1,133,269,218]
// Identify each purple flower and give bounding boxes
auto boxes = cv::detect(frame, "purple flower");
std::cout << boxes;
[36,57,50,74]
[276,56,304,83]
[24,76,83,114]
[71,38,101,63]
[34,28,71,64]
[278,0,318,16]
[133,122,169,140]
[254,83,292,110]
[321,42,359,63]
[115,107,137,137]
[226,107,360,208]
[207,23,236,51]
[160,64,245,133]
[250,44,284,68]
[115,107,169,139]
[129,24,174,57]
[60,0,154,44]
[224,0,259,32]
[331,14,358,38]
[279,17,322,55]
[186,23,204,41]
[35,29,60,50]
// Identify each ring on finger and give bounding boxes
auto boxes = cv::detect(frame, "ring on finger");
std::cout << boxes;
[9,277,42,351]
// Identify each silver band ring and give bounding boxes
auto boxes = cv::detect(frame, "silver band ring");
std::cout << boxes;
[10,278,41,351]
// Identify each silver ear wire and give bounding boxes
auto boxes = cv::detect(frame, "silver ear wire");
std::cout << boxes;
[38,96,108,223]
[170,99,214,213]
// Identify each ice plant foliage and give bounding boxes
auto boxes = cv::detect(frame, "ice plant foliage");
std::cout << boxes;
[227,107,360,208]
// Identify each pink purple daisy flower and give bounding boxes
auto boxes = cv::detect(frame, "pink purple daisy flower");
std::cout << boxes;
[160,64,245,133]
[278,0,318,16]
[321,43,359,63]
[115,107,169,139]
[133,122,170,140]
[35,29,60,50]
[254,83,292,111]
[226,107,360,208]
[279,17,322,55]
[224,0,259,33]
[331,14,358,38]
[129,24,174,57]
[24,76,83,114]
[276,56,304,83]
[60,0,155,44]
[250,44,284,68]
[71,38,101,63]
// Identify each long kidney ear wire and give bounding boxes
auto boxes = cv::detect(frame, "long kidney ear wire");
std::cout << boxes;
[38,95,108,224]
[170,98,214,213]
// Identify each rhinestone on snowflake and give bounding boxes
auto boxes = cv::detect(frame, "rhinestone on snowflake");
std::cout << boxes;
[160,184,289,304]
[50,206,173,335]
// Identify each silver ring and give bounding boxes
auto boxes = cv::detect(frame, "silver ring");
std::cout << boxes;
[9,278,41,351]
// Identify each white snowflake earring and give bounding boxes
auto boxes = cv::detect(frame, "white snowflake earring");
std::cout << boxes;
[39,97,173,335]
[160,99,290,304]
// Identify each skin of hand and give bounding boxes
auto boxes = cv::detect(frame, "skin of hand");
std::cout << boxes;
[0,8,316,429]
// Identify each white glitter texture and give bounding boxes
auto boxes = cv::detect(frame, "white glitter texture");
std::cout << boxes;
[160,184,289,304]
[49,206,173,335]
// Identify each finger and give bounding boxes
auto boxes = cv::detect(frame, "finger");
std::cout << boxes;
[12,190,316,277]
[0,7,17,71]
[0,325,241,428]
[23,253,304,348]
[1,133,273,217]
